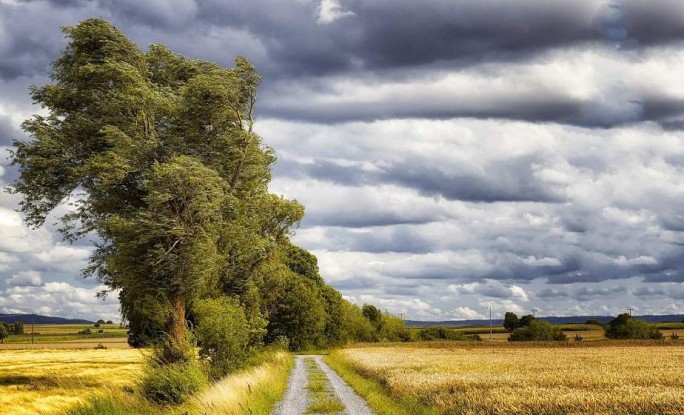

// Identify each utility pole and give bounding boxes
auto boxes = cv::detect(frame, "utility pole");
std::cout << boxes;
[531,308,537,317]
[627,308,634,316]
[399,313,405,321]
[489,306,493,341]
[31,312,35,345]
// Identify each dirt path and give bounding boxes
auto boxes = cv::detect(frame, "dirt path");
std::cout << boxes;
[272,355,373,415]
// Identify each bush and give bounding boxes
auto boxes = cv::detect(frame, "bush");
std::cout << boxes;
[604,314,662,340]
[508,320,567,341]
[419,326,468,341]
[379,313,411,342]
[79,328,93,335]
[194,296,251,379]
[142,359,208,405]
[585,319,602,326]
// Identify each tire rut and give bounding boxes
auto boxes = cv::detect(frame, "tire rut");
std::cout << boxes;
[272,355,373,415]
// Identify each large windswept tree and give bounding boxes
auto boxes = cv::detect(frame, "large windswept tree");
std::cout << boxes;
[11,19,303,361]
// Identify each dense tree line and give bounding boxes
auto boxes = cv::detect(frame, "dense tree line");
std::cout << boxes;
[9,18,407,399]
[0,322,24,343]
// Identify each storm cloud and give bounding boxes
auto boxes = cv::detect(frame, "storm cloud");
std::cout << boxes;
[1,0,684,320]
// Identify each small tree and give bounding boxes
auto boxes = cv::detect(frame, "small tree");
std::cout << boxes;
[503,312,519,331]
[12,322,24,335]
[194,296,250,379]
[604,314,662,340]
[105,320,114,325]
[519,314,536,328]
[0,325,8,343]
[362,304,383,331]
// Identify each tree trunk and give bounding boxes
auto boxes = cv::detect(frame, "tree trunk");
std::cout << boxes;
[163,294,187,363]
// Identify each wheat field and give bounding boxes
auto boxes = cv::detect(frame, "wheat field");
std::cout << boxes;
[338,344,684,415]
[0,349,144,415]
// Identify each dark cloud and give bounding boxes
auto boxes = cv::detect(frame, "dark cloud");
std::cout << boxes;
[276,155,562,204]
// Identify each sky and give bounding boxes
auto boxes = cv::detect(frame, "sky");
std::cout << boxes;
[1,0,684,322]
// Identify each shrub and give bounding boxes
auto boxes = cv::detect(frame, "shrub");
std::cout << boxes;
[94,343,108,350]
[419,326,468,341]
[509,320,567,341]
[574,334,583,341]
[79,328,93,335]
[604,314,662,340]
[142,359,208,405]
[585,319,602,326]
[379,313,411,342]
[671,332,679,340]
[194,296,250,379]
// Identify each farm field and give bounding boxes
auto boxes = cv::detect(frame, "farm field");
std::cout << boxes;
[0,348,144,415]
[332,343,684,415]
[0,324,129,350]
[409,321,684,342]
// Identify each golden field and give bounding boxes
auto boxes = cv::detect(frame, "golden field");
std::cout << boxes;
[0,348,144,415]
[336,343,684,415]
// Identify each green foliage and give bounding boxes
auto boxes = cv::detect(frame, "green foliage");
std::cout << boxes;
[379,313,411,342]
[362,304,383,330]
[79,328,93,335]
[10,321,24,335]
[605,314,662,340]
[585,319,602,326]
[0,324,7,343]
[417,326,481,342]
[141,359,208,405]
[194,296,250,379]
[266,274,326,351]
[503,312,519,331]
[508,320,567,341]
[519,314,536,328]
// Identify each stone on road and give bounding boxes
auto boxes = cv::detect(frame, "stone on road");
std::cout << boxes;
[272,355,309,415]
[272,355,373,415]
[312,355,373,415]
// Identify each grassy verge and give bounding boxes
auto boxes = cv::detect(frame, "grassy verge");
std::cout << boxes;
[323,351,436,415]
[303,358,344,414]
[61,348,293,415]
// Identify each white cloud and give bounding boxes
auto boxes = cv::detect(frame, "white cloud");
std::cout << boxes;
[317,0,354,24]
[0,282,120,322]
[448,306,487,320]
[7,270,43,286]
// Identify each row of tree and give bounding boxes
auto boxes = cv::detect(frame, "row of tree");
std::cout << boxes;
[9,19,407,398]
[0,322,25,343]
[504,312,664,341]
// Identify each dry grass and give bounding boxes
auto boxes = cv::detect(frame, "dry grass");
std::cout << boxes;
[187,350,293,415]
[0,349,144,415]
[337,343,684,415]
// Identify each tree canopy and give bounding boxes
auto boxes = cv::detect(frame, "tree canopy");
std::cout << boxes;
[10,19,405,365]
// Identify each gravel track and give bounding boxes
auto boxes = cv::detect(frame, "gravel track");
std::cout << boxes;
[271,356,309,415]
[272,355,373,415]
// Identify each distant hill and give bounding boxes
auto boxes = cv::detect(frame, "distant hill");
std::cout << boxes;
[406,314,684,327]
[0,313,93,325]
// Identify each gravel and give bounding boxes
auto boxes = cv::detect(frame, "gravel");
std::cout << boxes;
[271,355,309,415]
[313,355,373,415]
[272,355,374,415]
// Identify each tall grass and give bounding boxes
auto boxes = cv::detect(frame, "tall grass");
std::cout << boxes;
[61,348,293,415]
[187,349,293,415]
